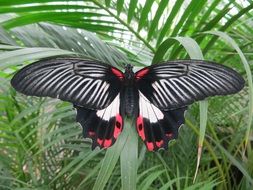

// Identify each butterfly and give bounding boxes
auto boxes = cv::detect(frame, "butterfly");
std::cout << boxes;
[11,58,245,151]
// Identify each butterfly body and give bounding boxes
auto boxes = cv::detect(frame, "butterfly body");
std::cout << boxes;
[120,64,139,117]
[11,58,245,151]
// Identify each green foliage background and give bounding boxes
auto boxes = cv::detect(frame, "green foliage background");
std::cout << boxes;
[0,0,253,189]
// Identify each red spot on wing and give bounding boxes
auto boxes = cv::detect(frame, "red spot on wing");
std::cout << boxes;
[146,142,154,151]
[104,139,112,148]
[136,116,145,140]
[97,138,103,146]
[135,68,149,79]
[88,131,95,136]
[166,133,173,138]
[111,67,124,79]
[156,140,164,148]
[113,114,123,138]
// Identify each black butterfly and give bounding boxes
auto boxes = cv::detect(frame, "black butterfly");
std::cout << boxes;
[11,58,245,151]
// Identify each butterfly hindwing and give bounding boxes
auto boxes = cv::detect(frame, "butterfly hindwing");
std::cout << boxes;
[136,91,187,151]
[75,94,123,149]
[11,58,124,109]
[136,60,244,110]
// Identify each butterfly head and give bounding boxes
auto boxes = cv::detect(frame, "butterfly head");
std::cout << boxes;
[124,64,134,80]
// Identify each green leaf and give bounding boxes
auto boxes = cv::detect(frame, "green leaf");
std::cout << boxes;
[147,0,168,41]
[205,31,253,149]
[0,5,100,14]
[105,0,111,7]
[203,3,253,54]
[138,0,154,31]
[2,12,109,29]
[0,47,75,69]
[210,136,253,185]
[179,0,208,36]
[154,36,207,183]
[93,122,129,190]
[138,170,165,190]
[170,0,201,37]
[128,0,138,23]
[117,0,124,15]
[120,119,138,190]
[156,0,184,46]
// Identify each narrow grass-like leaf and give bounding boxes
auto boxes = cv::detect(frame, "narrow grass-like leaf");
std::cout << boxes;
[156,0,184,46]
[0,47,75,69]
[171,37,206,183]
[184,180,217,190]
[203,3,253,54]
[159,177,187,190]
[138,170,165,190]
[147,0,168,41]
[170,0,201,37]
[105,0,111,7]
[195,0,221,30]
[50,150,98,183]
[205,31,253,150]
[2,12,109,29]
[154,36,207,182]
[77,162,102,189]
[179,0,207,36]
[138,0,154,31]
[210,136,253,185]
[0,5,100,13]
[117,0,124,15]
[120,119,138,190]
[93,121,129,190]
[137,165,162,182]
[128,0,138,24]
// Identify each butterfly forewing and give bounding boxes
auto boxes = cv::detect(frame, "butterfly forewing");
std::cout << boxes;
[136,60,245,110]
[11,58,123,109]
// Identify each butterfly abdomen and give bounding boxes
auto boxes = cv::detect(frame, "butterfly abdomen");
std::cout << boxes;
[122,85,138,117]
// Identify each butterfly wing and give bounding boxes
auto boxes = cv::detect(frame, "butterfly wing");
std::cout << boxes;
[136,60,245,110]
[11,58,124,109]
[75,94,123,149]
[136,91,186,151]
[135,60,244,151]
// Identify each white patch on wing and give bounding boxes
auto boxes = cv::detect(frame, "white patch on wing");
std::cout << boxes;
[96,94,120,121]
[139,91,164,123]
